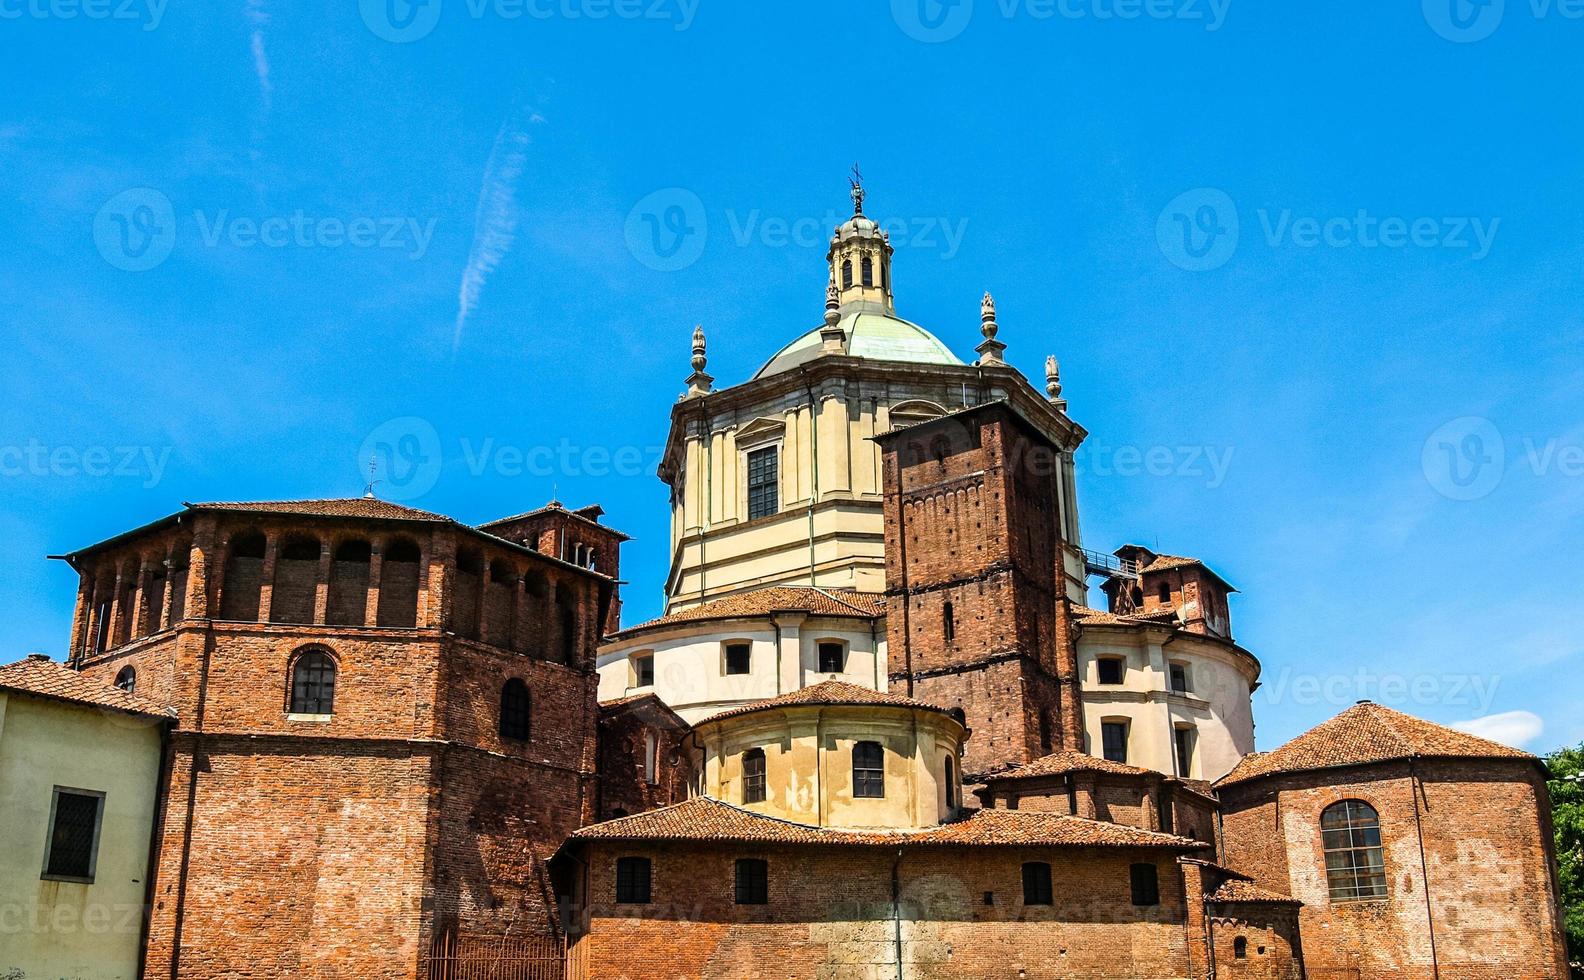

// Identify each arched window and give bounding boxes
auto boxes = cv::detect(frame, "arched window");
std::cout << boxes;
[1321,800,1387,902]
[852,741,884,798]
[219,531,267,622]
[1233,936,1248,959]
[861,256,874,287]
[289,649,336,715]
[841,259,853,289]
[270,535,321,625]
[943,756,957,812]
[114,665,136,693]
[499,678,530,741]
[742,748,766,804]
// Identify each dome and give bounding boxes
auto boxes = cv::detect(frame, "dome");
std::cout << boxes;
[752,303,965,379]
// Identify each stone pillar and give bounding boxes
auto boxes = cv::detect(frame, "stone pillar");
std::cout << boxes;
[774,613,805,695]
[105,564,127,650]
[364,543,385,627]
[257,532,279,623]
[422,531,454,630]
[162,542,183,629]
[129,556,150,639]
[184,516,218,620]
[312,537,332,624]
[68,573,93,665]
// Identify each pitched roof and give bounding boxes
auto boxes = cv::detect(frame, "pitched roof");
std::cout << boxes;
[981,749,1156,782]
[616,587,884,636]
[475,501,631,541]
[1072,605,1157,627]
[188,498,451,521]
[1216,701,1534,788]
[694,680,958,727]
[572,797,1201,850]
[0,656,175,718]
[1207,879,1302,905]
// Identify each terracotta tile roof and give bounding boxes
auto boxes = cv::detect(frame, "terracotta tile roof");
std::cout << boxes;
[1072,606,1156,627]
[572,797,1201,850]
[1207,879,1302,905]
[0,656,175,718]
[982,749,1156,782]
[188,498,450,522]
[694,680,958,727]
[476,502,630,540]
[1216,701,1534,789]
[616,587,884,636]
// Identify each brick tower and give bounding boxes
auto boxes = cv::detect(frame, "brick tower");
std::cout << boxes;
[876,398,1085,779]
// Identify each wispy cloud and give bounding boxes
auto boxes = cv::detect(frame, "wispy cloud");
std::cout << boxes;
[246,0,272,112]
[1451,710,1544,749]
[453,100,542,350]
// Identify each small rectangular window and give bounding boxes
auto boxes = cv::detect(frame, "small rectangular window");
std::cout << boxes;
[746,446,779,521]
[852,741,885,798]
[743,749,766,804]
[734,858,769,905]
[817,642,846,674]
[1101,721,1129,764]
[632,654,655,688]
[43,789,103,882]
[724,643,751,676]
[1022,862,1053,906]
[1174,727,1195,778]
[1097,658,1124,685]
[615,856,651,904]
[1169,663,1190,694]
[1130,862,1160,906]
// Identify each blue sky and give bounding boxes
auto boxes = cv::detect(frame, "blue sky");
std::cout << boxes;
[2,0,1580,754]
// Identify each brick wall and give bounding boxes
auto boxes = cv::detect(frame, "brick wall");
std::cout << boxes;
[574,842,1194,979]
[596,703,691,820]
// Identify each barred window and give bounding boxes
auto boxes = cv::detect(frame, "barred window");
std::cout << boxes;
[734,858,769,905]
[747,447,779,520]
[1022,861,1052,906]
[499,678,530,741]
[43,789,103,881]
[1130,862,1160,906]
[615,856,651,904]
[742,748,766,804]
[289,650,336,715]
[852,741,884,798]
[1322,800,1388,902]
[817,641,846,674]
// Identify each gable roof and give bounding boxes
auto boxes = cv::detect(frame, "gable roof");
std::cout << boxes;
[694,679,958,728]
[0,656,175,719]
[1216,701,1534,789]
[980,748,1157,782]
[571,797,1201,850]
[614,587,884,637]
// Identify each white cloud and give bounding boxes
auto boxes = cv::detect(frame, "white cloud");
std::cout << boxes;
[453,101,542,350]
[246,0,272,112]
[1450,710,1544,749]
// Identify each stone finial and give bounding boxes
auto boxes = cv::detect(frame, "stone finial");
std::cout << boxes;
[1046,354,1067,410]
[975,291,1007,367]
[685,324,713,397]
[820,276,845,353]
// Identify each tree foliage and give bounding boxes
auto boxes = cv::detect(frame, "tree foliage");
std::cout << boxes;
[1548,742,1584,975]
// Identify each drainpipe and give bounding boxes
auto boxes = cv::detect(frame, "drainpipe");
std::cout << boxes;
[1409,756,1442,980]
[891,847,905,980]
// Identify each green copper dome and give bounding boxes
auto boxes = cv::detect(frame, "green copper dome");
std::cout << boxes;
[752,304,965,380]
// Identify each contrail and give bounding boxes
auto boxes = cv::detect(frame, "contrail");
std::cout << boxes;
[453,100,541,351]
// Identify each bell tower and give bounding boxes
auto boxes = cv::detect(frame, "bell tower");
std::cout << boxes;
[827,168,895,313]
